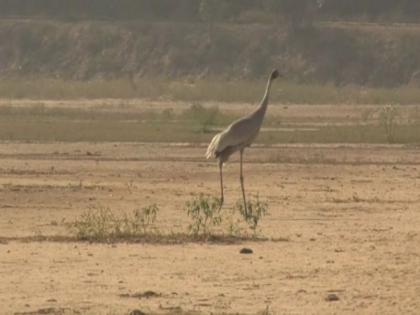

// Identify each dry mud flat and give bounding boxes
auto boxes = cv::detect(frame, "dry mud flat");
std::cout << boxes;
[1,142,420,315]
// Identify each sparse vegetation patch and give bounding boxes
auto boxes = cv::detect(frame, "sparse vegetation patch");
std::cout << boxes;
[69,201,270,244]
[235,194,269,234]
[72,205,160,242]
[185,194,223,236]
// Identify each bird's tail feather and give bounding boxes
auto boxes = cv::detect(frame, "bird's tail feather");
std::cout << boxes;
[206,133,221,159]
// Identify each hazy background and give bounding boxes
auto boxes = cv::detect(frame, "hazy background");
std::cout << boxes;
[1,0,420,97]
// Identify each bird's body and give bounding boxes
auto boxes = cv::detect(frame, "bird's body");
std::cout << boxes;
[206,69,279,212]
[206,107,265,163]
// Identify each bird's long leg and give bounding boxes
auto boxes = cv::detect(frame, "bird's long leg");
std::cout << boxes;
[239,149,248,216]
[218,161,224,209]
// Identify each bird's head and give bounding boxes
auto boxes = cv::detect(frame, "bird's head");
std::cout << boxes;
[270,69,280,80]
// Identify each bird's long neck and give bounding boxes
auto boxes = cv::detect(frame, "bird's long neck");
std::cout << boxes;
[258,75,273,112]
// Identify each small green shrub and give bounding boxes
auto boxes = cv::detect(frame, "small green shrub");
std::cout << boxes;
[72,204,159,241]
[236,194,268,233]
[73,206,116,241]
[185,194,222,236]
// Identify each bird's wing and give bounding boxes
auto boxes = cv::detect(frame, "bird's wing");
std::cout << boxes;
[206,116,258,159]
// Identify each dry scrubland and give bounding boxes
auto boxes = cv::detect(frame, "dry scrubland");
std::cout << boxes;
[1,100,420,314]
[2,19,420,87]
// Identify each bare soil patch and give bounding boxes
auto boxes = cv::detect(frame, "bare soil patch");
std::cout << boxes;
[1,140,420,314]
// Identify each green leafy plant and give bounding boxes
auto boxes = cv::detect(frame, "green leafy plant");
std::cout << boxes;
[236,194,268,233]
[185,194,222,236]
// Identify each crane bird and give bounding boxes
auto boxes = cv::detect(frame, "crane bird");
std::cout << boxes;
[205,69,280,214]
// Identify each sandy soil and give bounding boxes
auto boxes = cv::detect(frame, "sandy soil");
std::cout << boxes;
[1,141,420,314]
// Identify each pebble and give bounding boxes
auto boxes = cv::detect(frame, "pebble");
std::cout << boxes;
[325,293,340,302]
[240,247,253,254]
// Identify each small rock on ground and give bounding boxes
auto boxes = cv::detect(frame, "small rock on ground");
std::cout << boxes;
[325,293,340,302]
[132,290,160,299]
[240,247,253,254]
